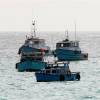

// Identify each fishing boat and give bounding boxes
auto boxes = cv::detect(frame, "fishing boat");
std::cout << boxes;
[16,20,50,72]
[53,31,88,61]
[35,61,80,82]
[18,20,50,57]
[16,60,47,72]
[16,50,47,72]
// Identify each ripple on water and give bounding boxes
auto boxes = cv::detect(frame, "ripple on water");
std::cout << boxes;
[81,95,97,100]
[0,98,7,100]
[0,32,100,100]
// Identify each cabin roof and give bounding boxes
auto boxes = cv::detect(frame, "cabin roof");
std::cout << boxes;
[26,37,45,42]
[47,61,69,65]
[57,40,79,44]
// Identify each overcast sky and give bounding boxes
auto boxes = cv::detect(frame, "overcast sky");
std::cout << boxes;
[0,0,100,32]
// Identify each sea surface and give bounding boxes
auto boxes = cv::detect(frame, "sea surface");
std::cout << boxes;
[0,31,100,100]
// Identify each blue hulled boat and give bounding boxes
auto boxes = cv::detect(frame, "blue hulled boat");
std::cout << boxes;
[18,36,50,56]
[16,20,50,72]
[18,20,51,57]
[35,61,80,82]
[16,60,47,72]
[53,31,88,61]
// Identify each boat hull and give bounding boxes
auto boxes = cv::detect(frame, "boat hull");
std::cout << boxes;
[16,60,47,72]
[54,49,88,61]
[35,72,80,82]
[18,46,50,56]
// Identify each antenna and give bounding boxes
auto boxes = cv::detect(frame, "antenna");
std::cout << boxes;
[32,19,36,37]
[66,30,69,39]
[65,30,69,41]
[74,21,77,41]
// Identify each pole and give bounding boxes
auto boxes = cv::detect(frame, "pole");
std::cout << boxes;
[32,20,36,37]
[75,22,76,41]
[33,20,36,37]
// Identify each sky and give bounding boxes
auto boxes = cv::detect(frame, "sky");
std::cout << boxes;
[0,0,100,32]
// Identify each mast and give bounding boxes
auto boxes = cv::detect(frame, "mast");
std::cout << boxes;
[32,20,36,37]
[65,30,69,40]
[66,30,69,40]
[74,22,76,41]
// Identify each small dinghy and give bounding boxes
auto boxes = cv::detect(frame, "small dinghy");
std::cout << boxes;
[35,61,80,82]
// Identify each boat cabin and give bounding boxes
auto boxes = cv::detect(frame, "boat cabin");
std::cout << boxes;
[24,37,46,48]
[41,62,71,75]
[56,41,79,48]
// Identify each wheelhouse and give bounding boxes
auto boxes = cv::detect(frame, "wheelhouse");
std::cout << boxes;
[56,41,79,48]
[40,61,70,74]
[24,37,45,48]
[41,67,67,74]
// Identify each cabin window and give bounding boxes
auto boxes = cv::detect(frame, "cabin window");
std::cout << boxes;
[56,69,60,73]
[61,44,63,47]
[52,70,56,73]
[63,43,70,47]
[34,41,39,44]
[48,64,53,68]
[46,70,50,74]
[53,64,58,68]
[56,43,63,47]
[56,43,61,47]
[60,69,65,74]
[63,43,66,47]
[66,43,70,47]
[57,43,71,47]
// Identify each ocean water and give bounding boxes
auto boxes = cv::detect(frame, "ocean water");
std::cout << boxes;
[0,32,100,100]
